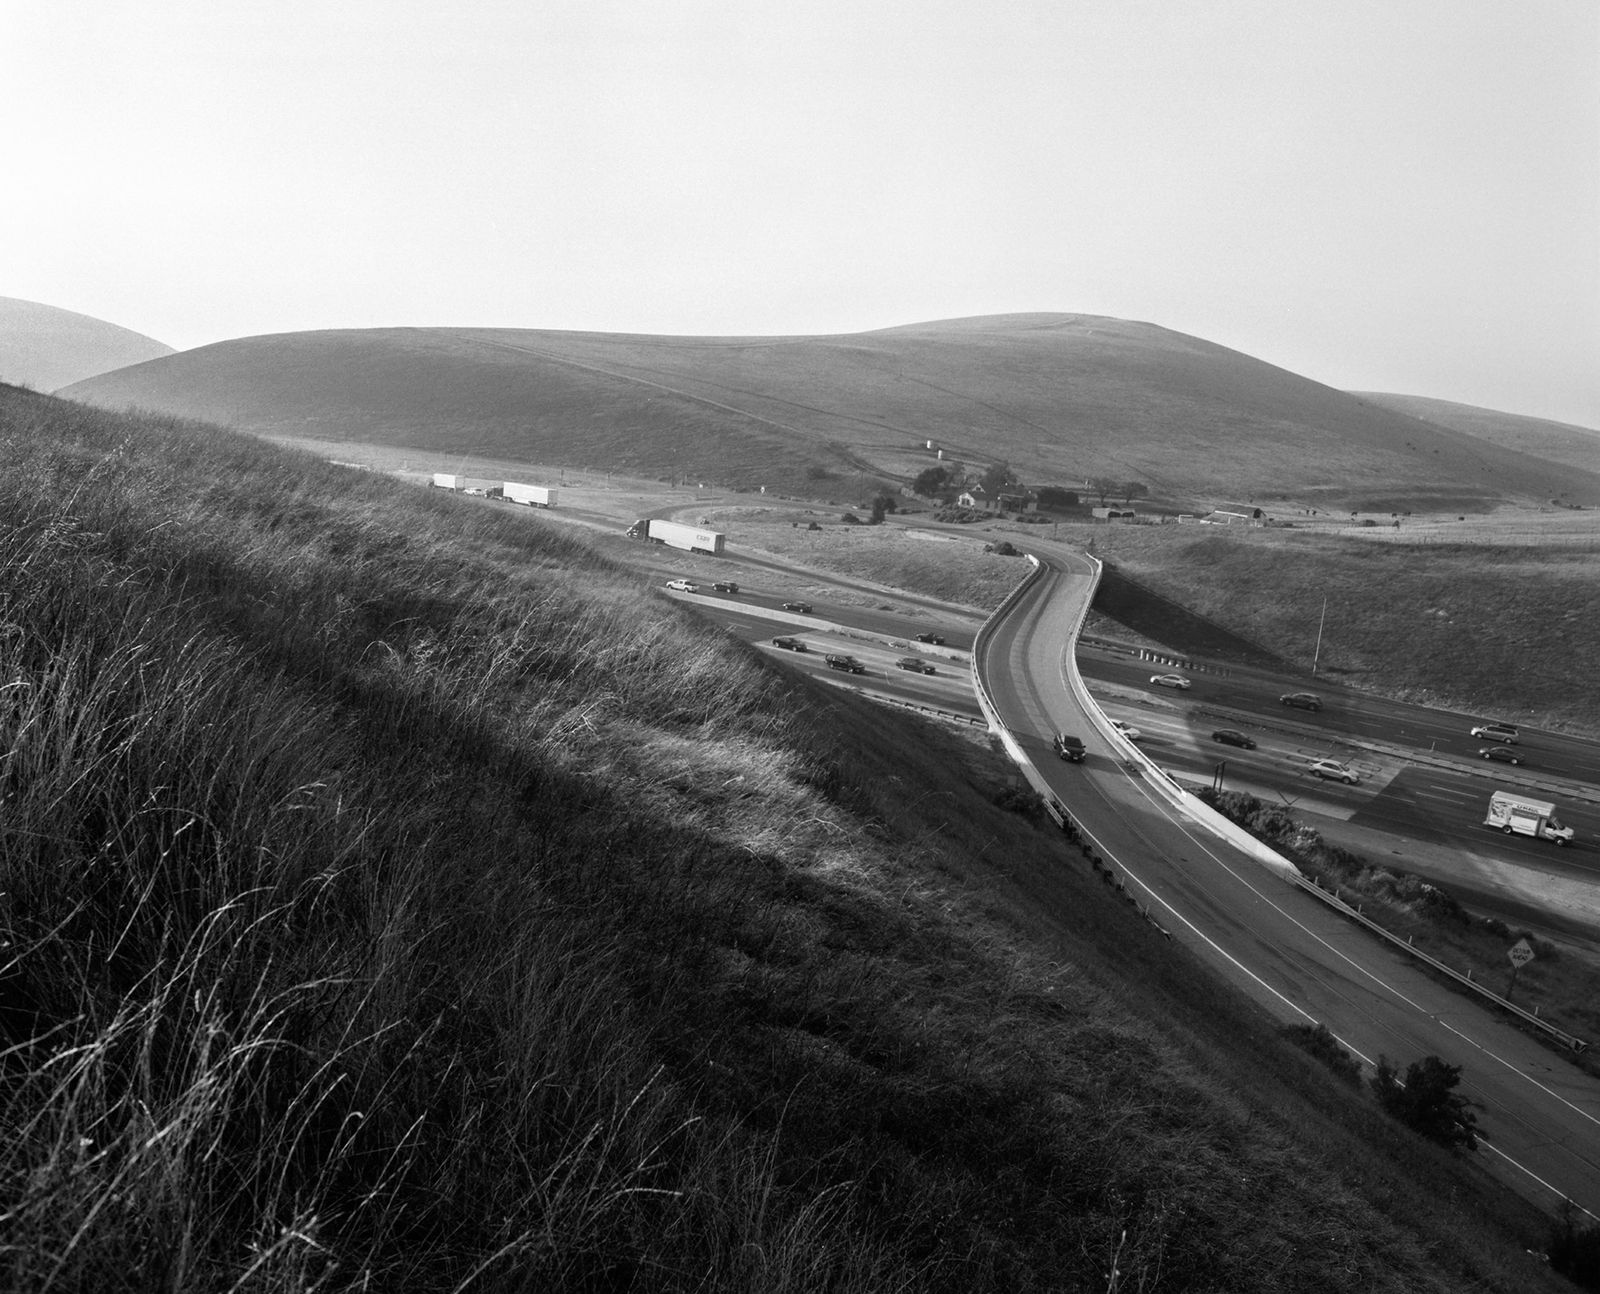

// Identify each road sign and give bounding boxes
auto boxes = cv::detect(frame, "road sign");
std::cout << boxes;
[1508,938,1535,969]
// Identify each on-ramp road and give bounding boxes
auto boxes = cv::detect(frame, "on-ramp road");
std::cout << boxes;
[977,548,1600,1219]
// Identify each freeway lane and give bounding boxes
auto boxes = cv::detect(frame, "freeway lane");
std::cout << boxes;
[1077,646,1600,786]
[1074,669,1600,930]
[980,550,1600,1218]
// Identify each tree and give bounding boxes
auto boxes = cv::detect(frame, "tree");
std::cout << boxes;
[1088,478,1115,506]
[1371,1055,1480,1150]
[1035,486,1080,510]
[869,494,896,524]
[1118,481,1149,506]
[979,460,1018,497]
[911,466,950,497]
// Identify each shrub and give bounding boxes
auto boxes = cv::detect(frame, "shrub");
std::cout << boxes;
[1283,1023,1363,1087]
[1370,1055,1480,1151]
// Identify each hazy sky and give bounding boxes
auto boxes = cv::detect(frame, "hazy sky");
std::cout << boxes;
[9,0,1598,427]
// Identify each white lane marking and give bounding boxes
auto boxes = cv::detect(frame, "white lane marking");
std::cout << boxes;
[1126,766,1600,1124]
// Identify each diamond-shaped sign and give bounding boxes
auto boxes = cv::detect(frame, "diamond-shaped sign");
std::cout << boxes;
[1507,938,1535,969]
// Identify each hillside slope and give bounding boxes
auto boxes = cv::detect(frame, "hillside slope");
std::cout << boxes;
[0,295,174,390]
[0,382,1571,1292]
[62,314,1600,508]
[1356,392,1600,477]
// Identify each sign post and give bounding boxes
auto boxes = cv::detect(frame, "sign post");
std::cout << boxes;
[1506,937,1535,1001]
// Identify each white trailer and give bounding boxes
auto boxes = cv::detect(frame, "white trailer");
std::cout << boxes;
[626,518,725,555]
[431,474,499,495]
[503,481,558,508]
[1483,791,1573,846]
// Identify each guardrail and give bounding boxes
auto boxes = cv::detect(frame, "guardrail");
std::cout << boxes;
[975,548,1592,1056]
[1292,874,1589,1054]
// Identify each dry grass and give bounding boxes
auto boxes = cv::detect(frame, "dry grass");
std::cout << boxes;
[0,383,1583,1292]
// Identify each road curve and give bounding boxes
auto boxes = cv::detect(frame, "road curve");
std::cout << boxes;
[976,548,1600,1218]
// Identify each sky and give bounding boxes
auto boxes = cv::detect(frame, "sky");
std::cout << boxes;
[8,0,1598,427]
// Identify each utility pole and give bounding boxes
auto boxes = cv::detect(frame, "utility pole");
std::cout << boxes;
[1311,596,1328,675]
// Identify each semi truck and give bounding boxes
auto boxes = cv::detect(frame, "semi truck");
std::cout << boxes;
[431,474,501,496]
[1483,791,1574,846]
[626,518,725,555]
[503,481,558,507]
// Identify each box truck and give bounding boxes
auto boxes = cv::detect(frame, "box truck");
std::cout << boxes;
[1483,791,1573,845]
[626,518,725,555]
[431,473,462,489]
[503,481,558,507]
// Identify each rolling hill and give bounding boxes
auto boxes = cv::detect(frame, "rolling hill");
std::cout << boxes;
[60,314,1600,508]
[0,295,174,391]
[1356,392,1600,478]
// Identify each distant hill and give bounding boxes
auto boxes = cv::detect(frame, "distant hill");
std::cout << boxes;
[0,296,174,391]
[1355,393,1600,478]
[61,314,1600,508]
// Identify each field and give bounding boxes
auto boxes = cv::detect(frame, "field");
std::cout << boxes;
[0,383,1583,1292]
[1074,517,1600,732]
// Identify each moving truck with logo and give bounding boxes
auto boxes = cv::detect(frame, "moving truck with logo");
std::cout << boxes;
[1483,792,1574,846]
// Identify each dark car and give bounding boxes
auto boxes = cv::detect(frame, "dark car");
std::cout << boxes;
[1211,729,1257,750]
[894,657,935,674]
[914,632,945,645]
[824,654,866,674]
[1280,691,1323,712]
[771,637,807,652]
[712,580,739,594]
[782,600,813,613]
[1479,746,1522,765]
[1053,733,1087,762]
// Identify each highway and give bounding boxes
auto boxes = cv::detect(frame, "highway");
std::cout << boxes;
[662,554,1600,936]
[975,550,1600,1218]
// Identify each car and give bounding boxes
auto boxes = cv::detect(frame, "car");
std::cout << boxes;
[914,632,945,645]
[771,637,807,652]
[1211,729,1256,750]
[824,654,866,674]
[1150,673,1191,690]
[664,579,698,593]
[1110,720,1142,742]
[895,657,936,674]
[1308,759,1359,785]
[1053,733,1087,762]
[1479,746,1522,765]
[1470,722,1519,744]
[712,581,739,594]
[1280,692,1323,712]
[783,600,813,613]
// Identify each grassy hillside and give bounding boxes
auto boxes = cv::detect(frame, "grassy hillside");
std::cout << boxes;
[1357,392,1600,477]
[0,384,1578,1292]
[1076,519,1600,732]
[0,295,173,392]
[61,315,1600,509]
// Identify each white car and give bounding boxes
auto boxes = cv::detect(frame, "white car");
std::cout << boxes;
[1111,720,1143,742]
[1150,673,1191,690]
[1308,759,1359,785]
[664,579,698,593]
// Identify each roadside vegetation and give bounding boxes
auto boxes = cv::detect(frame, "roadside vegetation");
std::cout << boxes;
[1198,789,1600,1063]
[0,384,1582,1291]
[700,504,1028,611]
